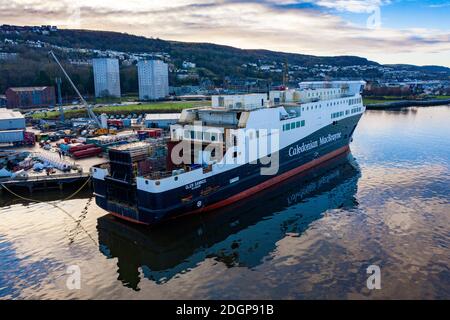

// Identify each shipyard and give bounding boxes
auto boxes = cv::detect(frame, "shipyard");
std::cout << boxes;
[0,0,449,309]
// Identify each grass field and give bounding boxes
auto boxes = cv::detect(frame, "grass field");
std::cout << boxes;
[432,95,450,100]
[31,95,450,119]
[363,98,392,105]
[32,101,208,120]
[363,95,450,106]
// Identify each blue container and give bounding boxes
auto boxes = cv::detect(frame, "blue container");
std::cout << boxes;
[138,132,148,141]
[122,119,131,127]
[59,143,70,153]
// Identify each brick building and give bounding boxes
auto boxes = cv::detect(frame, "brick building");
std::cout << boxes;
[5,86,56,109]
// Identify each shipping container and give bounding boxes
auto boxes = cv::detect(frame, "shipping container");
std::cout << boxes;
[23,131,36,145]
[69,144,96,153]
[72,147,103,159]
[122,118,131,127]
[0,130,24,143]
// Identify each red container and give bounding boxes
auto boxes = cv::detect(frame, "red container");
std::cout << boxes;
[107,119,124,128]
[72,147,102,159]
[149,128,163,138]
[69,144,95,153]
[166,140,178,171]
[24,131,36,145]
[137,159,152,176]
[138,128,163,138]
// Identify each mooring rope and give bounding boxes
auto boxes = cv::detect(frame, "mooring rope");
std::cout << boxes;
[0,178,99,246]
[1,176,92,203]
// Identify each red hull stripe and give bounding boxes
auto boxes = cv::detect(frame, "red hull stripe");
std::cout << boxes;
[110,212,149,225]
[111,145,350,225]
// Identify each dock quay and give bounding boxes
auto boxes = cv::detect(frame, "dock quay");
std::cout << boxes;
[0,171,91,194]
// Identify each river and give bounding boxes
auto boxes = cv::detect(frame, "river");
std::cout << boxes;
[1,106,449,299]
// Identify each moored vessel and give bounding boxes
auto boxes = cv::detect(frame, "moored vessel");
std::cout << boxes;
[92,81,366,224]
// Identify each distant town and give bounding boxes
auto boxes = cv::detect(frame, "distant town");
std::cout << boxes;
[0,24,449,110]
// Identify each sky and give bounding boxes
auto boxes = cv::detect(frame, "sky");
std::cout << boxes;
[1,0,450,67]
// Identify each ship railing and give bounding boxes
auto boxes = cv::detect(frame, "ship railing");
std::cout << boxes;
[299,93,357,104]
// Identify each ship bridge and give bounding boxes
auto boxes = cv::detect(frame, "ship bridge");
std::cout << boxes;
[171,93,270,142]
[270,80,366,105]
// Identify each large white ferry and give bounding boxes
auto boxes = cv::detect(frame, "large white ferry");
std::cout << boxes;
[92,81,366,224]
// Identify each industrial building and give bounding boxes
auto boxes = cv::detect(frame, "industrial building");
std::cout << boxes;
[5,87,56,109]
[137,60,169,100]
[93,58,121,98]
[144,113,180,129]
[0,108,26,144]
[0,108,25,130]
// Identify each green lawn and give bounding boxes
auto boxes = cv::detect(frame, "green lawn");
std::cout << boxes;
[431,95,450,100]
[363,98,395,105]
[32,101,208,120]
[363,95,450,106]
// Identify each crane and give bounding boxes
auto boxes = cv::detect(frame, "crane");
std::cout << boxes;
[48,50,104,128]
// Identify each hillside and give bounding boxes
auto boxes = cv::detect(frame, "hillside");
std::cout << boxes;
[5,29,379,67]
[1,26,449,98]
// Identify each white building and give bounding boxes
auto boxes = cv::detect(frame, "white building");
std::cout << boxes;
[144,113,181,129]
[137,60,169,100]
[93,58,121,98]
[0,108,25,130]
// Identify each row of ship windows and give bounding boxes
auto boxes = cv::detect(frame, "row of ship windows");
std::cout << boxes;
[331,107,363,119]
[185,131,222,141]
[307,90,341,97]
[302,97,362,111]
[351,107,363,114]
[331,111,345,119]
[349,98,362,105]
[282,120,306,131]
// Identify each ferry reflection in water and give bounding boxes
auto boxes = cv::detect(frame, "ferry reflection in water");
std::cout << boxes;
[97,152,361,290]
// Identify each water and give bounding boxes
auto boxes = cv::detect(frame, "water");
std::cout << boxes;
[1,106,449,299]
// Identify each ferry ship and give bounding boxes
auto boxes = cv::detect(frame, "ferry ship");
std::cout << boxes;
[92,81,366,225]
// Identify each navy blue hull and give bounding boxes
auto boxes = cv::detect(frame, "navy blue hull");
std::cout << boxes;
[93,114,362,224]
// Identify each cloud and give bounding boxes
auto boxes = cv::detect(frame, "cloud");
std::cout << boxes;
[1,0,449,66]
[308,0,391,12]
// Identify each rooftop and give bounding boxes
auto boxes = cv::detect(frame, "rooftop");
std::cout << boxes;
[8,86,51,92]
[110,141,151,151]
[0,108,24,120]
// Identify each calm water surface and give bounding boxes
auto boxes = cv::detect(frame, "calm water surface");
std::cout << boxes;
[1,106,449,299]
